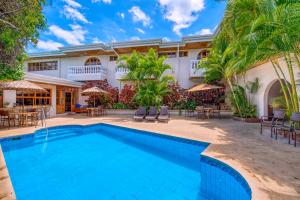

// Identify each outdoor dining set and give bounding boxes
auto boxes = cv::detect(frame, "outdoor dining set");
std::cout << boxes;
[0,106,50,128]
[260,109,300,147]
[185,105,221,119]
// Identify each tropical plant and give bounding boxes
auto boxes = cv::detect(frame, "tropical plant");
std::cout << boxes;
[0,0,46,80]
[118,48,174,107]
[119,84,137,108]
[199,0,300,117]
[230,85,257,118]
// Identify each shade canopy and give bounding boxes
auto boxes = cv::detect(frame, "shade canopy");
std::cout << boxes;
[0,80,47,92]
[81,86,108,95]
[188,83,223,92]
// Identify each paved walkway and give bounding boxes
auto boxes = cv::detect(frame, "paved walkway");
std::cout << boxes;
[0,114,300,200]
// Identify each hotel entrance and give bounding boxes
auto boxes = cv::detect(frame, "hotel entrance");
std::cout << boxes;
[56,86,78,114]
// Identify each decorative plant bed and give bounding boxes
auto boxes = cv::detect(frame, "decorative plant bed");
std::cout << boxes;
[232,116,260,123]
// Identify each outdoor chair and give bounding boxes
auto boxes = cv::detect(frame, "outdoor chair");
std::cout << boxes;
[260,109,285,137]
[145,106,158,121]
[196,106,205,119]
[212,105,221,119]
[96,105,104,116]
[133,107,147,121]
[157,106,170,122]
[286,112,300,147]
[0,110,14,128]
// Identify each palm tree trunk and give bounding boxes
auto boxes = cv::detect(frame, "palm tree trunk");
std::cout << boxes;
[227,78,242,116]
[271,60,292,113]
[285,53,299,112]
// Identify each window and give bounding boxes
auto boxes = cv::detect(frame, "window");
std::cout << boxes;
[16,89,52,106]
[197,50,209,60]
[85,57,101,65]
[158,52,177,58]
[179,51,188,57]
[28,61,58,71]
[109,56,118,61]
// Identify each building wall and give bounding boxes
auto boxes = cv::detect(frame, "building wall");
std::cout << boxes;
[239,58,299,117]
[25,48,206,90]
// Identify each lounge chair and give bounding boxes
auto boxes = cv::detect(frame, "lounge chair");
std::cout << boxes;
[145,106,158,121]
[158,106,170,122]
[133,107,147,121]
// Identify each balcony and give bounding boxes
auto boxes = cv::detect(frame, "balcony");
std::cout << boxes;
[68,65,107,81]
[115,67,129,80]
[190,60,205,78]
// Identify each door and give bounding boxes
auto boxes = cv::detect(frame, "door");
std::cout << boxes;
[65,92,72,112]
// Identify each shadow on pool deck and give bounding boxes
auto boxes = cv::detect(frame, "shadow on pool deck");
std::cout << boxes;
[0,114,300,200]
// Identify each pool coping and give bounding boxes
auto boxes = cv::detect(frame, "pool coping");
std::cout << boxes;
[0,122,252,200]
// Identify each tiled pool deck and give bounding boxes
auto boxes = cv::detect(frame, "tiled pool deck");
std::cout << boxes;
[0,114,300,200]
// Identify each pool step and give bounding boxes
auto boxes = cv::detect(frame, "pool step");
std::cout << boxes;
[34,128,83,143]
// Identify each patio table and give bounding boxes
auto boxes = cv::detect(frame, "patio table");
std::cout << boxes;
[203,107,213,119]
[87,107,97,117]
[10,112,38,127]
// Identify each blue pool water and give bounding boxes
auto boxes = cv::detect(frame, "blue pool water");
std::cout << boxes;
[1,124,251,200]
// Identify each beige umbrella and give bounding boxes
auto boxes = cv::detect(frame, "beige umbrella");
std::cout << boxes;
[188,83,223,93]
[0,80,47,107]
[81,86,108,107]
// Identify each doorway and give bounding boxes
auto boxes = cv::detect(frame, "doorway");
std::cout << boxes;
[65,92,72,112]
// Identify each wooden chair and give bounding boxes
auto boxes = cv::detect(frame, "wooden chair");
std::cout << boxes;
[0,110,15,128]
[212,105,221,119]
[196,106,205,119]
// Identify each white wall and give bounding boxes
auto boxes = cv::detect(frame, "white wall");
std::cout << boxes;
[3,90,16,107]
[25,48,207,91]
[239,58,299,117]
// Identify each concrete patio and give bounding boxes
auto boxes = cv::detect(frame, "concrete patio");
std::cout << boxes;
[0,114,300,200]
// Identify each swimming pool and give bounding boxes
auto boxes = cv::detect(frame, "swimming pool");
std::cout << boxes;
[1,124,251,200]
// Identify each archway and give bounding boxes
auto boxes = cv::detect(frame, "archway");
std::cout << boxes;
[197,49,209,60]
[265,79,290,116]
[85,57,101,66]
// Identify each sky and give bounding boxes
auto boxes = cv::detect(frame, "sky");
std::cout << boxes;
[29,0,226,53]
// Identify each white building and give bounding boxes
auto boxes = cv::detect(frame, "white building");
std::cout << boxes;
[2,34,297,117]
[2,35,212,116]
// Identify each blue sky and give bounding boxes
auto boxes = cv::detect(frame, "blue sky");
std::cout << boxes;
[30,0,226,52]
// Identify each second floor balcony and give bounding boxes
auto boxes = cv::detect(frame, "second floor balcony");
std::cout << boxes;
[190,60,205,78]
[68,65,107,81]
[115,67,129,80]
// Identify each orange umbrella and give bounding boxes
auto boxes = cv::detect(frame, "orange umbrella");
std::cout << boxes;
[188,83,223,92]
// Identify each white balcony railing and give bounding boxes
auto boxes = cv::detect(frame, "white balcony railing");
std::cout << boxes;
[68,65,107,81]
[115,67,129,80]
[190,60,205,78]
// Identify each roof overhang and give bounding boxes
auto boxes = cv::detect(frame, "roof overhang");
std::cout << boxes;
[24,73,82,88]
[27,34,216,59]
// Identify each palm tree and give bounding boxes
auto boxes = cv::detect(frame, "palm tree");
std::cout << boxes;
[199,0,300,116]
[118,48,174,107]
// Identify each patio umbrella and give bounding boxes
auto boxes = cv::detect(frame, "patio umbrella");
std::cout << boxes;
[188,83,223,93]
[0,80,47,108]
[81,86,108,107]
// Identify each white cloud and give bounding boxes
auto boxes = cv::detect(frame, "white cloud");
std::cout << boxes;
[162,37,170,42]
[128,6,151,27]
[63,5,90,24]
[92,37,103,44]
[37,40,64,50]
[117,12,125,19]
[49,24,87,45]
[136,28,145,34]
[130,36,140,41]
[63,0,81,8]
[92,0,112,4]
[196,28,213,35]
[158,0,205,35]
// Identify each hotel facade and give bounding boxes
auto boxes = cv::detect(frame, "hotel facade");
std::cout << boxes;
[1,34,299,117]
